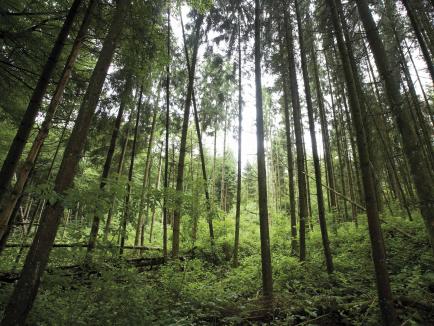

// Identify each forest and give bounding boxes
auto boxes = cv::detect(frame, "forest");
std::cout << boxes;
[0,0,433,324]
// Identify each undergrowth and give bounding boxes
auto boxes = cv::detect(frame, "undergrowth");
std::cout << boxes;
[0,211,433,325]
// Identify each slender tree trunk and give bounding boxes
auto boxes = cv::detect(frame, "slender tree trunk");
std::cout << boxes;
[311,45,337,210]
[0,0,83,202]
[87,75,133,255]
[280,55,297,255]
[179,14,214,244]
[0,0,96,241]
[303,139,313,231]
[120,86,144,255]
[212,128,217,202]
[220,106,228,212]
[162,1,171,261]
[103,123,130,241]
[171,12,203,258]
[255,0,273,299]
[357,0,434,259]
[233,11,243,267]
[0,1,128,323]
[284,9,308,261]
[332,97,349,221]
[324,0,398,324]
[394,33,434,168]
[403,38,433,125]
[362,39,410,217]
[335,0,382,211]
[191,92,215,242]
[135,95,160,246]
[149,146,163,243]
[401,0,434,81]
[294,0,333,272]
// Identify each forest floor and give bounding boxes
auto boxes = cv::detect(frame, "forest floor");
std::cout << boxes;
[0,211,433,325]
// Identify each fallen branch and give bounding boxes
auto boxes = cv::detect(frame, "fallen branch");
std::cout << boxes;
[303,171,366,211]
[5,243,161,251]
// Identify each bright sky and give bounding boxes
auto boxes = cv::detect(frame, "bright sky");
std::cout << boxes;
[172,6,432,169]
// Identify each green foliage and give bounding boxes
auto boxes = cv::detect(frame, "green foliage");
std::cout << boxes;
[2,211,432,325]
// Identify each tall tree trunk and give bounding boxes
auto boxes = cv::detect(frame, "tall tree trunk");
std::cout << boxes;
[281,68,298,255]
[311,44,337,211]
[255,0,273,299]
[324,0,398,324]
[294,0,333,273]
[149,146,163,243]
[335,0,381,212]
[103,123,130,241]
[135,95,160,247]
[120,86,144,255]
[171,11,203,258]
[191,92,215,243]
[87,75,133,255]
[394,33,434,168]
[357,0,434,259]
[331,95,349,221]
[0,0,83,202]
[162,1,171,261]
[220,106,228,212]
[0,0,96,241]
[401,0,434,81]
[233,10,243,267]
[362,38,411,218]
[403,38,433,125]
[0,1,129,323]
[179,13,214,244]
[212,128,217,202]
[283,8,308,261]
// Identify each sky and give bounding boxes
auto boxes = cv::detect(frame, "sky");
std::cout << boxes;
[171,5,432,170]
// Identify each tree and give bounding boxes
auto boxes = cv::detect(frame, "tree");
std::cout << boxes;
[120,85,144,255]
[163,1,171,261]
[283,5,308,261]
[0,0,83,203]
[0,0,129,323]
[255,0,273,299]
[0,0,96,242]
[87,74,133,256]
[233,6,243,267]
[324,0,398,323]
[356,0,434,259]
[172,11,203,258]
[294,0,333,273]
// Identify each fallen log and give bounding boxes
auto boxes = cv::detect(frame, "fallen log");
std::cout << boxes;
[0,256,173,283]
[5,243,162,251]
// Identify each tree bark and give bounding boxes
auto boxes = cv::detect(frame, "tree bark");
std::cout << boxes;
[283,8,308,261]
[294,0,333,273]
[357,0,434,259]
[171,11,203,258]
[120,85,144,255]
[135,93,160,246]
[311,44,337,211]
[0,0,83,203]
[162,2,170,261]
[324,0,398,324]
[255,0,273,299]
[149,146,163,243]
[87,75,133,255]
[103,122,130,241]
[0,0,129,323]
[179,13,215,245]
[0,0,96,242]
[401,0,434,82]
[233,9,242,267]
